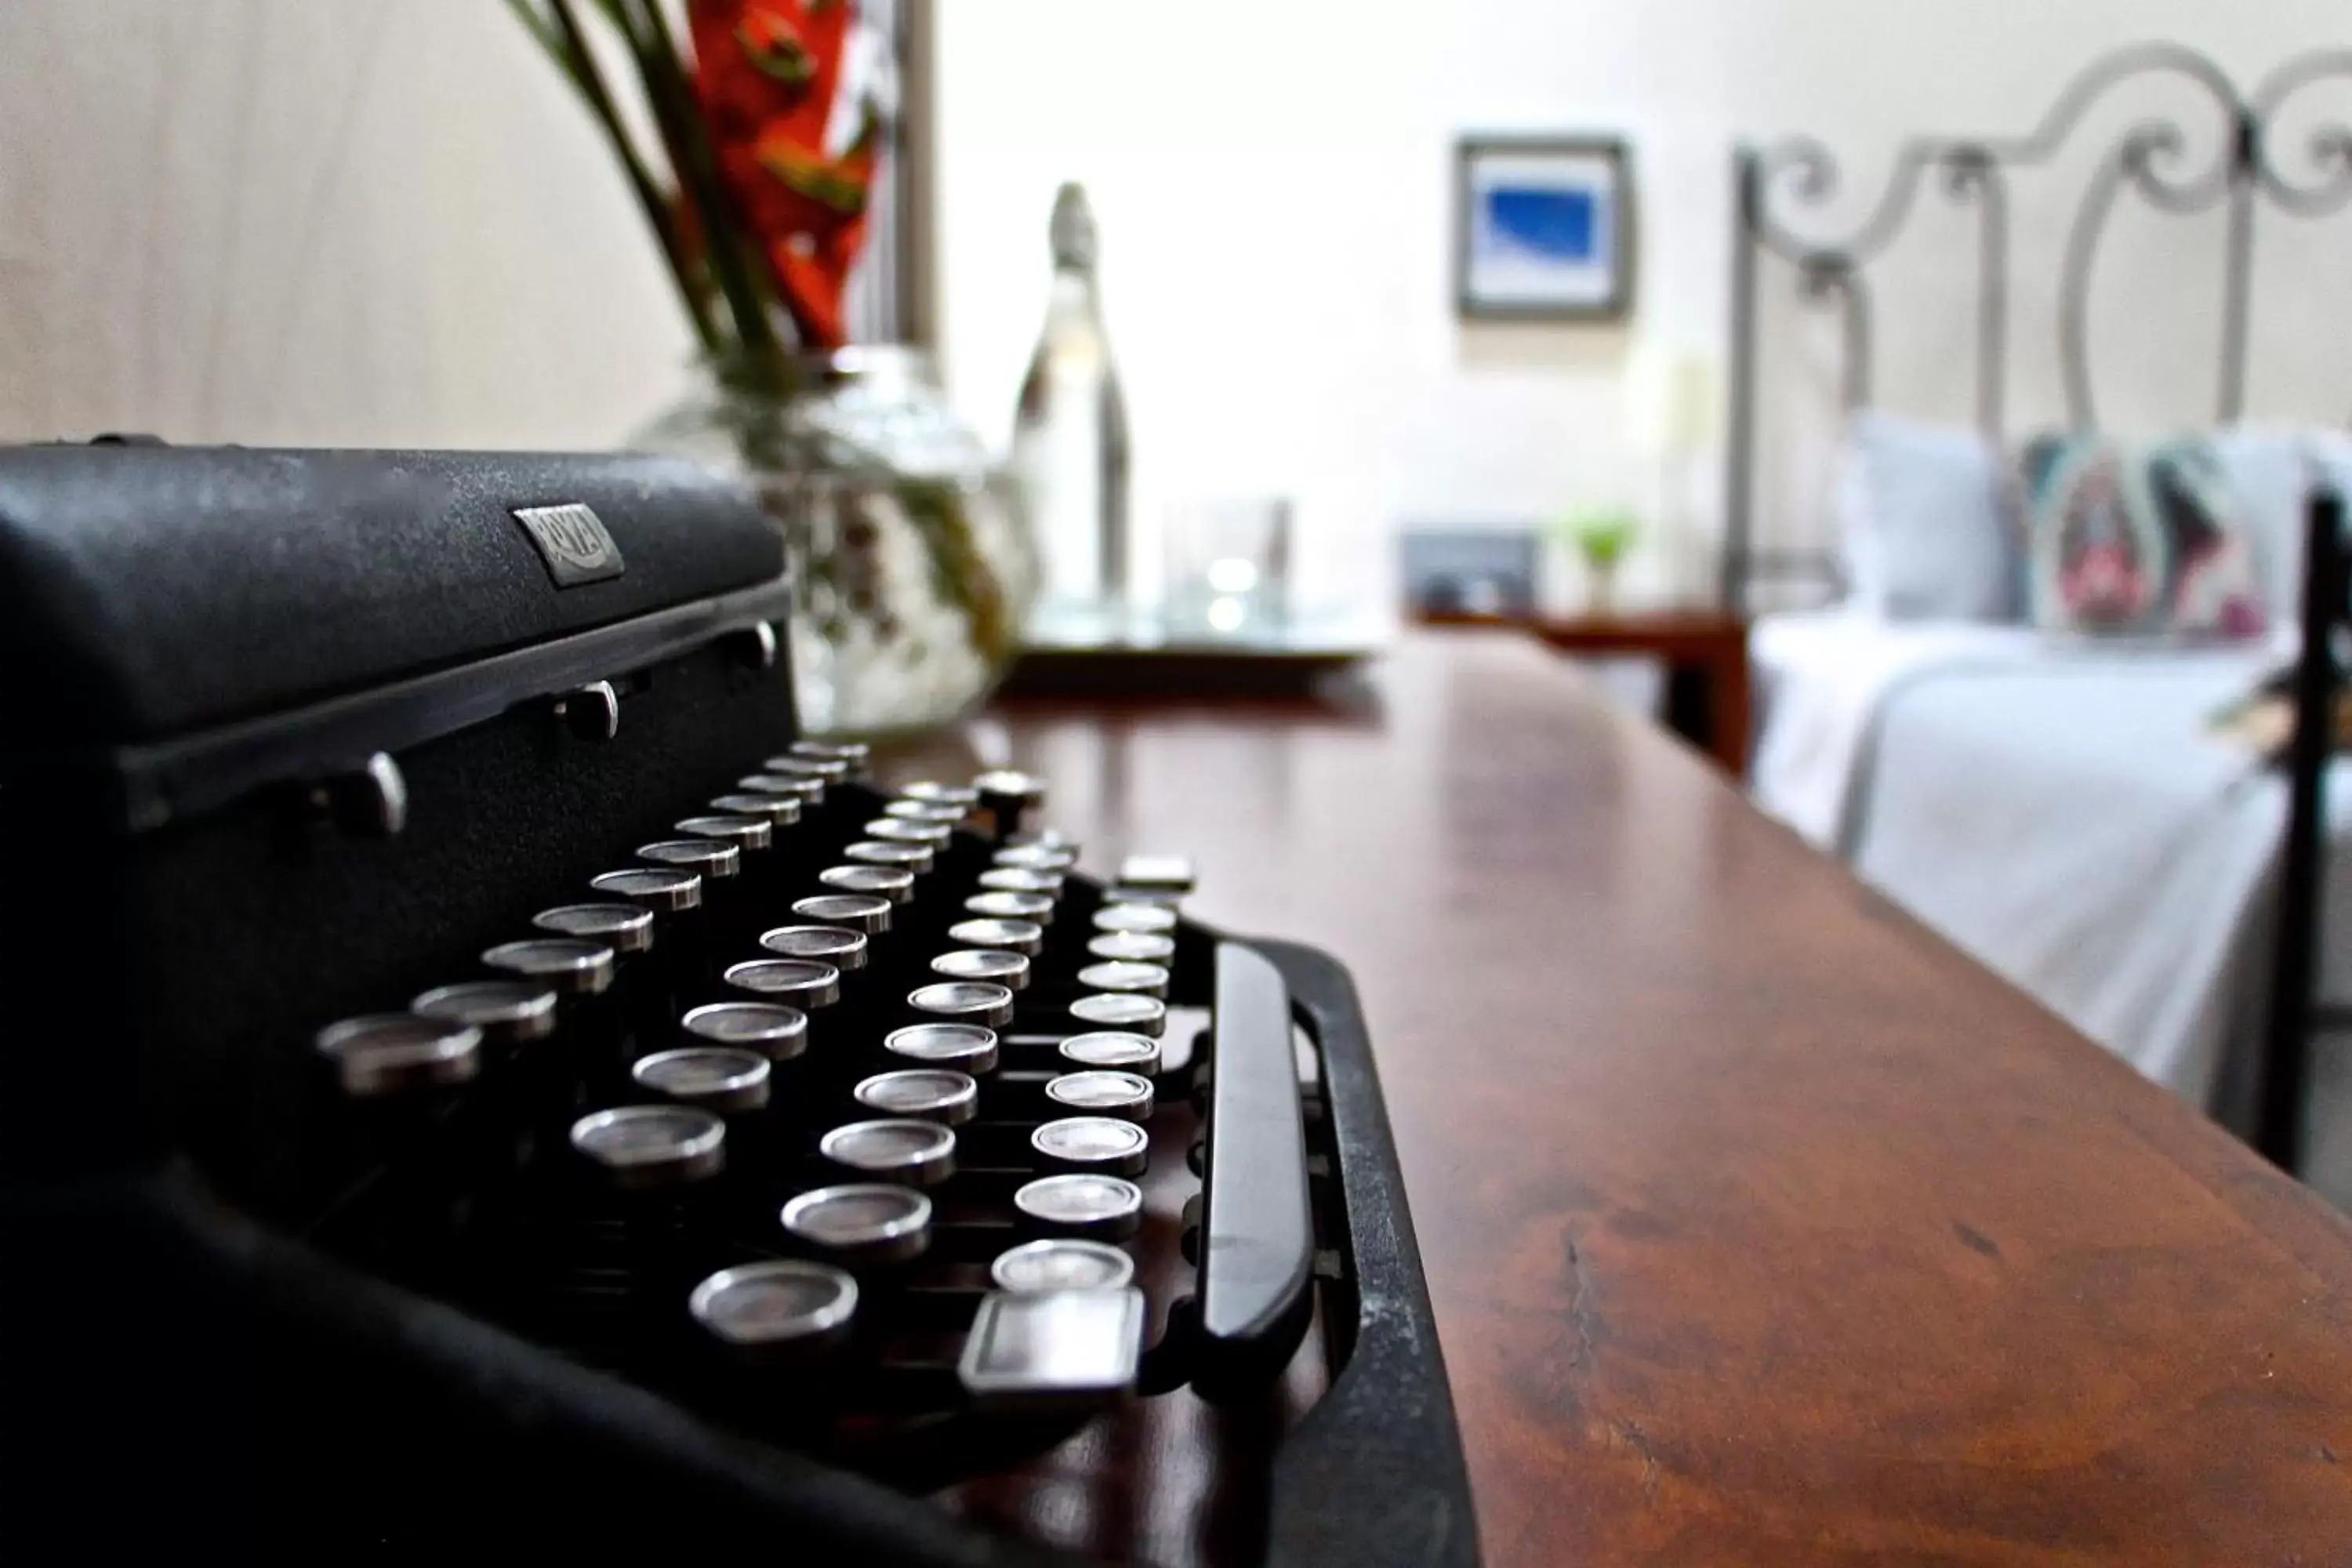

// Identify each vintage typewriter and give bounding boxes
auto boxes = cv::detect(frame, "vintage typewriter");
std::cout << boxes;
[2,443,1475,1564]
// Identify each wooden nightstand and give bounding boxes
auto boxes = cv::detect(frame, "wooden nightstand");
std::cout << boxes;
[1414,608,1751,776]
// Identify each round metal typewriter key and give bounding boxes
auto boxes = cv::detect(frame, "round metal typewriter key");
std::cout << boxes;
[590,866,703,913]
[1030,1116,1151,1177]
[819,1118,956,1186]
[883,1022,1000,1073]
[884,797,968,825]
[1092,902,1177,936]
[1075,960,1170,1000]
[681,1001,808,1062]
[995,842,1078,873]
[1068,993,1166,1036]
[570,1104,726,1189]
[691,1259,856,1358]
[899,779,979,807]
[1058,1031,1163,1074]
[532,902,656,956]
[965,889,1054,925]
[782,1184,932,1265]
[760,924,869,971]
[1014,1173,1145,1241]
[723,957,841,1011]
[1104,887,1185,911]
[844,840,933,873]
[854,1068,980,1125]
[316,1014,482,1098]
[864,817,954,848]
[411,979,558,1048]
[710,791,803,828]
[673,814,772,854]
[790,739,870,768]
[907,981,1016,1029]
[930,949,1030,990]
[978,866,1064,896]
[637,839,741,882]
[818,864,916,904]
[946,916,1044,956]
[481,937,615,996]
[632,1047,772,1114]
[1116,855,1196,894]
[974,769,1047,828]
[990,1238,1137,1294]
[1010,827,1078,851]
[1087,931,1175,964]
[1046,1069,1156,1121]
[764,753,850,782]
[739,772,826,803]
[791,893,893,935]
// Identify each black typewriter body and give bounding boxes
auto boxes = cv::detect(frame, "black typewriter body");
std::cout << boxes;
[1,445,1475,1565]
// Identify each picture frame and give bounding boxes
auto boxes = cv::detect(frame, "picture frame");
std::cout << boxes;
[1454,135,1634,321]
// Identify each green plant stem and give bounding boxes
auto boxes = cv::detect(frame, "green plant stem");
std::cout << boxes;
[606,0,787,361]
[534,0,722,351]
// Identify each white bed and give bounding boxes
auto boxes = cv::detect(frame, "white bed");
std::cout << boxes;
[1750,611,2352,1207]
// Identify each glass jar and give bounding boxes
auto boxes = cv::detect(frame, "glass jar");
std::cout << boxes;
[636,349,1037,735]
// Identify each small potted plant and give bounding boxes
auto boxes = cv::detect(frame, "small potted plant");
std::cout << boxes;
[1560,508,1639,615]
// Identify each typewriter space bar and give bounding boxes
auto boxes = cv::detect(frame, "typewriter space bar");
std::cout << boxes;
[1193,940,1316,1399]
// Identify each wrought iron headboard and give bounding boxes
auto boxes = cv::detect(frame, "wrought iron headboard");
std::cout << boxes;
[1722,42,2352,615]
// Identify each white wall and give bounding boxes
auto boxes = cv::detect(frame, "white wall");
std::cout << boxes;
[2,0,2346,610]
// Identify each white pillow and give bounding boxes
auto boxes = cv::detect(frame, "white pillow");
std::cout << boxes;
[2209,424,2352,633]
[1833,412,2019,622]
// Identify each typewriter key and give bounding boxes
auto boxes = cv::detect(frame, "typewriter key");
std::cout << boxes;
[316,1014,483,1098]
[1075,960,1171,1000]
[1045,1069,1156,1121]
[884,797,968,825]
[791,893,893,935]
[1030,1116,1150,1177]
[843,840,933,873]
[739,772,826,803]
[946,916,1044,956]
[681,1001,808,1062]
[977,866,1064,897]
[532,902,655,955]
[929,949,1031,989]
[863,816,954,848]
[760,924,869,971]
[1087,931,1175,964]
[819,1119,956,1185]
[818,864,916,904]
[883,1022,1000,1073]
[411,979,558,1049]
[854,1068,980,1125]
[1009,827,1078,851]
[1092,903,1177,936]
[691,1260,857,1358]
[1117,855,1196,894]
[898,779,979,807]
[1014,1173,1145,1240]
[710,791,803,828]
[631,1047,772,1114]
[637,839,740,881]
[1068,993,1167,1036]
[990,1238,1136,1294]
[995,842,1078,873]
[957,1287,1145,1411]
[481,937,615,996]
[570,1104,726,1189]
[724,958,841,1010]
[590,866,702,913]
[973,769,1047,835]
[907,981,1017,1029]
[673,814,773,854]
[764,753,850,782]
[782,1183,932,1265]
[1058,1031,1163,1074]
[965,889,1054,925]
[790,739,870,768]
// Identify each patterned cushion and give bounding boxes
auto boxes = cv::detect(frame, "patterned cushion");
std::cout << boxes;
[2019,435,2267,639]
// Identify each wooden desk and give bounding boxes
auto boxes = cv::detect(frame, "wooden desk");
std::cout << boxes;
[983,632,2352,1566]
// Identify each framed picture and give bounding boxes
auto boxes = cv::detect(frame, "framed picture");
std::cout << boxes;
[1454,136,1633,321]
[1399,528,1541,619]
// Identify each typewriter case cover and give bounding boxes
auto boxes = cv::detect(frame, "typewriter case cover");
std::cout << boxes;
[0,445,1475,1564]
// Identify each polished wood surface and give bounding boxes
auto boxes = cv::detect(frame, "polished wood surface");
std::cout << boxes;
[974,631,2352,1566]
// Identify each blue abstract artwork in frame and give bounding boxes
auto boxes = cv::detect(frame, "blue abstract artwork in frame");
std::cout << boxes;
[1457,137,1630,320]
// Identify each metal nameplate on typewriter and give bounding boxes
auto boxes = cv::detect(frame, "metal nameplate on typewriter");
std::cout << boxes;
[2,444,1477,1566]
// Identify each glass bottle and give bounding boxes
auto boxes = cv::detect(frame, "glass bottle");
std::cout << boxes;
[1011,183,1131,617]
